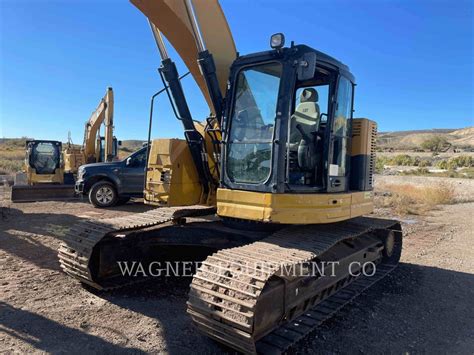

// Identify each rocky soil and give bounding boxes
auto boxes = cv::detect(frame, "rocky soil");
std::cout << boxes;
[1,176,473,354]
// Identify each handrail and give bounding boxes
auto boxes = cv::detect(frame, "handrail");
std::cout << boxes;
[143,71,191,202]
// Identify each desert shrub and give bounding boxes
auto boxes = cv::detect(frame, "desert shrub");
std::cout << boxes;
[436,156,474,170]
[449,156,473,168]
[375,156,390,173]
[436,160,448,169]
[400,167,431,176]
[0,141,25,174]
[421,136,449,152]
[376,155,433,171]
[416,167,430,174]
[392,154,415,166]
[417,159,431,167]
[447,159,458,171]
[377,184,455,215]
[0,158,24,174]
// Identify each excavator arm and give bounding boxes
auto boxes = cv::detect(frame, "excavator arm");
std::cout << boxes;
[83,87,113,163]
[103,87,115,162]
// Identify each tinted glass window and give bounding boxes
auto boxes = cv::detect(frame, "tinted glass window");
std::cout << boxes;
[330,77,353,177]
[134,150,146,167]
[226,62,282,183]
[31,142,60,174]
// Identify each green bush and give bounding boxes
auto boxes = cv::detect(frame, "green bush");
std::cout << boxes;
[376,155,434,171]
[450,156,473,168]
[392,154,415,166]
[0,158,24,174]
[437,160,448,169]
[417,159,431,167]
[421,136,450,152]
[447,159,458,170]
[435,156,473,170]
[375,157,387,173]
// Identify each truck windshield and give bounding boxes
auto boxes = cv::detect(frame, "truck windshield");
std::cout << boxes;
[226,62,282,183]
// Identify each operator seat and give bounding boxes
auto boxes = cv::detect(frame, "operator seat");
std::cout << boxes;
[289,88,320,148]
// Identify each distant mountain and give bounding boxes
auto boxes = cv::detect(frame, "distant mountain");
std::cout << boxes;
[119,140,147,154]
[377,127,473,150]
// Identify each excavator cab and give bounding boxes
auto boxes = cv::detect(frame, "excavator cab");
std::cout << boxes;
[98,136,120,162]
[218,42,376,223]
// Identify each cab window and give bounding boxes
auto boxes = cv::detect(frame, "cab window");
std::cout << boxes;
[30,142,60,174]
[330,76,353,178]
[287,70,332,187]
[132,150,146,167]
[226,62,282,184]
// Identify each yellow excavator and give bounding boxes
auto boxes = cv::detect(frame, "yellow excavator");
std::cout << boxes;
[59,1,402,353]
[11,88,120,202]
[64,87,119,173]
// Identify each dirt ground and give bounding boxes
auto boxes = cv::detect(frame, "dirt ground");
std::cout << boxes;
[1,176,473,354]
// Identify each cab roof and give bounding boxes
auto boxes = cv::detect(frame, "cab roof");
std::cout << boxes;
[233,44,355,83]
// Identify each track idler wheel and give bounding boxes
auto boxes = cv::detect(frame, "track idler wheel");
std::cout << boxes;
[379,228,402,265]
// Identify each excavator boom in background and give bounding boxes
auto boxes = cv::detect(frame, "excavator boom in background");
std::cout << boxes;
[59,1,403,353]
[64,87,120,173]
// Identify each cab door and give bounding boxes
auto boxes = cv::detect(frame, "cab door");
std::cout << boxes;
[327,76,353,193]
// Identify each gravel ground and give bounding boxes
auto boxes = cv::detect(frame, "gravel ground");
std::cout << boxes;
[1,176,473,354]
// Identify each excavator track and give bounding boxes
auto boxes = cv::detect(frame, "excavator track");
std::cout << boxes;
[58,205,216,290]
[187,217,402,354]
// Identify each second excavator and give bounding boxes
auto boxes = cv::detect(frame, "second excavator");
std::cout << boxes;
[59,1,402,353]
[63,86,120,173]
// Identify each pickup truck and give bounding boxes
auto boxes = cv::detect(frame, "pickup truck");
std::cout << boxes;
[75,146,146,207]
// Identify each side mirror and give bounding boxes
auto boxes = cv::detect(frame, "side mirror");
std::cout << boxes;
[126,157,132,166]
[118,140,122,146]
[297,52,317,81]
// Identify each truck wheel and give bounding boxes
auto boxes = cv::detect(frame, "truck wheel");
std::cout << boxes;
[89,181,118,208]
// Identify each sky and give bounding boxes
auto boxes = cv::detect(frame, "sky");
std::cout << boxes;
[0,0,473,143]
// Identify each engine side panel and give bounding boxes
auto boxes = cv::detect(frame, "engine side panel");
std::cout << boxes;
[350,118,377,191]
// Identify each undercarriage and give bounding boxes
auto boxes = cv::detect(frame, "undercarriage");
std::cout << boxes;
[58,206,401,353]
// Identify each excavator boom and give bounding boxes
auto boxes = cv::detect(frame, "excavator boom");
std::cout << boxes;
[131,0,236,113]
[83,87,111,163]
[103,87,115,162]
[64,87,118,173]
